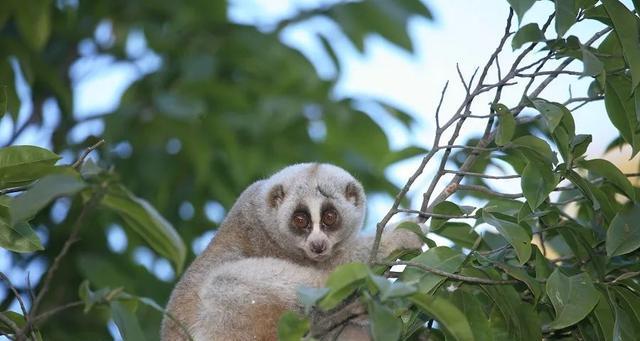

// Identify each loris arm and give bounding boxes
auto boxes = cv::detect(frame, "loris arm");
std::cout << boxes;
[334,223,425,264]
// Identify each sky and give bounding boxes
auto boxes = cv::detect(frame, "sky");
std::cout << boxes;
[0,1,636,338]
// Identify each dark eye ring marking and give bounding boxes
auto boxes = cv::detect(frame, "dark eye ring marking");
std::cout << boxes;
[292,211,310,230]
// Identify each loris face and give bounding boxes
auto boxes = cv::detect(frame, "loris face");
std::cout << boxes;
[262,163,366,263]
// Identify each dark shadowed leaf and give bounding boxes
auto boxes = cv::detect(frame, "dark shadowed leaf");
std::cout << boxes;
[110,301,146,341]
[507,0,536,23]
[555,0,578,37]
[530,99,567,133]
[580,159,636,201]
[511,23,544,50]
[545,269,599,330]
[482,211,532,264]
[602,0,640,90]
[436,222,483,249]
[581,46,604,76]
[521,161,557,210]
[369,300,401,341]
[494,104,516,145]
[430,201,464,230]
[606,204,640,257]
[605,75,639,156]
[510,135,555,164]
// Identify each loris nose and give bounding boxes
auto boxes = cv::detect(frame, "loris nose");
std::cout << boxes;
[310,240,327,254]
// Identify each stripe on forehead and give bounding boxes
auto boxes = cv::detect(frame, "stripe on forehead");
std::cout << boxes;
[306,195,323,232]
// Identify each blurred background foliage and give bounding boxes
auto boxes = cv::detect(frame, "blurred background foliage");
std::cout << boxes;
[0,0,432,339]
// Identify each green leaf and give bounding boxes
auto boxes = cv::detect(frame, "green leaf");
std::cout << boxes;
[482,211,532,264]
[507,0,536,23]
[606,204,640,256]
[409,293,474,341]
[510,135,555,164]
[530,99,567,133]
[435,222,483,249]
[581,46,604,76]
[277,311,309,341]
[492,260,543,304]
[612,299,638,341]
[0,145,61,189]
[605,75,640,156]
[571,134,592,158]
[0,85,6,118]
[602,0,640,90]
[591,291,614,341]
[493,104,516,146]
[110,301,146,341]
[15,0,52,51]
[369,274,416,301]
[100,184,186,273]
[0,311,26,334]
[580,159,635,201]
[511,23,544,50]
[395,221,430,245]
[450,291,492,341]
[545,269,599,330]
[521,161,557,210]
[297,287,329,314]
[400,246,465,293]
[431,201,464,230]
[318,263,368,310]
[0,219,42,253]
[9,174,85,225]
[555,0,578,37]
[369,300,401,341]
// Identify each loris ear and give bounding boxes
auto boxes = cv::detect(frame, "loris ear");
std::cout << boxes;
[268,184,285,208]
[345,182,361,206]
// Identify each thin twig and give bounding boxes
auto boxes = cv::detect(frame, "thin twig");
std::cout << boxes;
[378,261,519,285]
[435,81,449,130]
[71,139,105,169]
[33,301,83,324]
[28,187,107,324]
[396,208,475,219]
[443,170,520,179]
[457,184,523,199]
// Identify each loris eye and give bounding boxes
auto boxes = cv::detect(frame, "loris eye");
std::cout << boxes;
[292,213,309,229]
[322,209,338,227]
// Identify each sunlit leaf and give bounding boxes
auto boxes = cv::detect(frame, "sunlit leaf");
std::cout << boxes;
[0,145,60,189]
[409,293,474,341]
[9,173,85,225]
[100,184,186,273]
[400,246,465,293]
[506,0,536,23]
[277,312,309,341]
[318,263,368,310]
